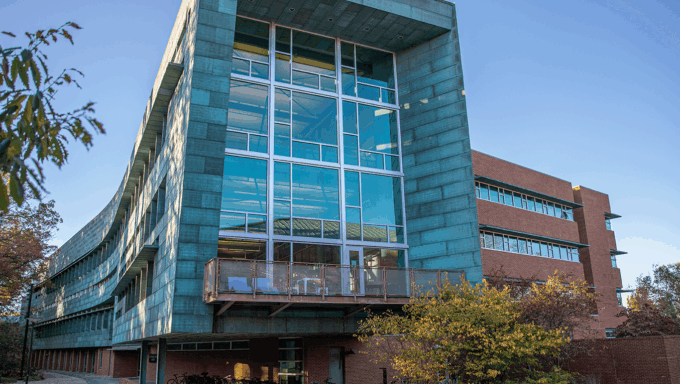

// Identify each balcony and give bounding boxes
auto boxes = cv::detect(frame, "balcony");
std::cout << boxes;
[203,258,465,310]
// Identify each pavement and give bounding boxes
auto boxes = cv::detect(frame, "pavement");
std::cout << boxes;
[18,371,122,384]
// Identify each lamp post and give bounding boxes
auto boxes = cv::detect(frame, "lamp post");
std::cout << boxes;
[24,317,40,384]
[19,284,34,380]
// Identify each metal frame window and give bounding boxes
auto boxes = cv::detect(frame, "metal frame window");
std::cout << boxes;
[479,230,580,262]
[167,340,249,351]
[224,16,408,266]
[475,182,575,221]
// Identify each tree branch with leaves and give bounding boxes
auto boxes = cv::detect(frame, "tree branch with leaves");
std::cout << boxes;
[0,22,104,210]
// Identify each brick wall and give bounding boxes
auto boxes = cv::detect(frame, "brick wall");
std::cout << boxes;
[567,335,680,384]
[110,351,139,378]
[573,186,625,335]
[481,249,586,282]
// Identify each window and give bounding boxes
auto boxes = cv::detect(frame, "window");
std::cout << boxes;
[606,218,612,230]
[617,290,623,306]
[611,255,618,268]
[480,231,579,262]
[341,42,396,103]
[221,156,268,233]
[222,19,406,262]
[226,80,269,153]
[273,162,339,238]
[474,181,575,221]
[605,328,615,339]
[279,338,304,384]
[344,172,404,244]
[275,27,336,91]
[232,17,270,79]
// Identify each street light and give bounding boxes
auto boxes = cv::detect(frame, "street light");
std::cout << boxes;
[24,317,41,384]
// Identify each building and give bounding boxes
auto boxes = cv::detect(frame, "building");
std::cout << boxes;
[23,0,624,382]
[472,150,626,337]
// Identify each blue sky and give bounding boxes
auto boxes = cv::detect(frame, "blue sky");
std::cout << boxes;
[1,0,678,290]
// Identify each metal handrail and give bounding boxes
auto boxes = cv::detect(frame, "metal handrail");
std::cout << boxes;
[203,258,465,302]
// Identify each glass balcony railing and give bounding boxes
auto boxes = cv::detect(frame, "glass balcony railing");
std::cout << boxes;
[203,258,465,302]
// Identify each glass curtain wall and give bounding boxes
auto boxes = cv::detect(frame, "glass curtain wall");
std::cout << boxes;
[220,16,407,266]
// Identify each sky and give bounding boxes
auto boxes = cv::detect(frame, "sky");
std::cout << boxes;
[1,0,678,291]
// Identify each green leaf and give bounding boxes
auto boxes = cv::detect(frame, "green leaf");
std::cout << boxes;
[0,138,10,156]
[0,178,9,212]
[9,171,24,206]
[29,60,41,88]
[18,61,29,89]
[20,49,31,62]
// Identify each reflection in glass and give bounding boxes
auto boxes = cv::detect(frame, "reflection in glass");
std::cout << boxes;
[322,146,338,163]
[389,227,404,243]
[357,84,380,101]
[232,58,249,76]
[220,212,246,232]
[358,104,399,154]
[226,131,247,151]
[346,208,361,240]
[275,88,291,123]
[275,53,291,83]
[388,155,400,172]
[249,135,267,153]
[251,62,268,79]
[274,200,291,235]
[222,156,267,214]
[341,42,354,67]
[344,171,360,207]
[363,224,388,243]
[292,243,340,264]
[228,80,268,135]
[342,101,357,134]
[361,173,403,226]
[274,162,291,199]
[323,221,340,239]
[275,124,291,156]
[292,141,319,161]
[292,218,322,238]
[343,135,358,165]
[341,67,356,97]
[292,92,337,145]
[275,27,291,53]
[356,45,394,88]
[381,89,396,104]
[217,239,266,260]
[292,30,335,76]
[248,215,267,233]
[292,70,318,88]
[292,165,339,220]
[320,76,336,92]
[360,151,383,169]
[234,17,270,63]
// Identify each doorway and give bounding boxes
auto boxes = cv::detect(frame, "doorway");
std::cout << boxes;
[328,348,344,384]
[344,247,364,295]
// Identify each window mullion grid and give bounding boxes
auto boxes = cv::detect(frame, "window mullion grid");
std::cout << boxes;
[267,22,276,263]
[337,38,348,264]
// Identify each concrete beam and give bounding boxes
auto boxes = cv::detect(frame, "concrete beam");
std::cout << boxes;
[269,302,293,317]
[215,301,236,316]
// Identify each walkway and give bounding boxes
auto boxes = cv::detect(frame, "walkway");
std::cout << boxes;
[30,371,121,384]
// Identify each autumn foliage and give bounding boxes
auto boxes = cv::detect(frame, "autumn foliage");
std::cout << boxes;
[357,280,574,383]
[0,198,61,316]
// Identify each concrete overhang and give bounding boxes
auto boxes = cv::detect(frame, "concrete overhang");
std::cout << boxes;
[604,212,622,219]
[236,0,454,52]
[475,175,584,209]
[610,249,627,256]
[479,225,590,249]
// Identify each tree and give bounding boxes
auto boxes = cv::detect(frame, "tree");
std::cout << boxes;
[0,320,23,376]
[635,263,680,318]
[613,302,680,338]
[356,280,573,384]
[0,197,61,317]
[1,23,104,211]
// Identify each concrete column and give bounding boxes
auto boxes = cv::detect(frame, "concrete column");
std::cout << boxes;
[156,338,166,384]
[140,341,149,384]
[85,350,90,373]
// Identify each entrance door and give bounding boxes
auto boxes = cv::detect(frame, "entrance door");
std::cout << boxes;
[344,247,364,295]
[328,348,344,384]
